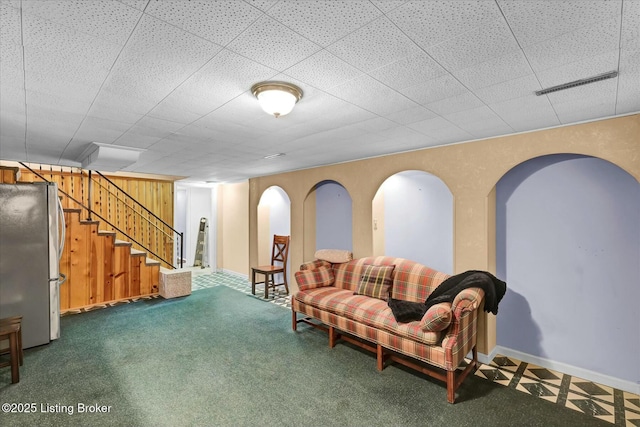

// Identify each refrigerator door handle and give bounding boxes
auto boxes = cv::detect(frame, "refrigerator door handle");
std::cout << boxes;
[57,195,65,260]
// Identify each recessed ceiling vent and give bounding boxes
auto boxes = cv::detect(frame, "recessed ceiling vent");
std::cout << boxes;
[77,142,145,171]
[535,70,618,96]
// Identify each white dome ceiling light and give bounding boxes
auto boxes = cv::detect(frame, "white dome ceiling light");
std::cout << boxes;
[251,81,303,118]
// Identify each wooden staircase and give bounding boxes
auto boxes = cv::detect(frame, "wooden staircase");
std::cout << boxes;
[1,164,169,312]
[60,208,160,313]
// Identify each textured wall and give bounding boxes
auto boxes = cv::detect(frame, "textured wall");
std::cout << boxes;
[248,114,640,359]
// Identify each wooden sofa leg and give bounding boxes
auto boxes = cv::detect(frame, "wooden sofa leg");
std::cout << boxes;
[376,344,385,371]
[292,310,297,331]
[447,370,456,404]
[329,326,336,348]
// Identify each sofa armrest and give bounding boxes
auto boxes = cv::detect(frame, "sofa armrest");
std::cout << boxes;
[451,287,485,318]
[299,259,332,271]
[294,265,335,291]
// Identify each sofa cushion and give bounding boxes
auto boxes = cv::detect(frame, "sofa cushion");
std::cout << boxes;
[296,287,442,345]
[295,287,355,315]
[295,266,334,291]
[355,264,395,301]
[420,302,452,332]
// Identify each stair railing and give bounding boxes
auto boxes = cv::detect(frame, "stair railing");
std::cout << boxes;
[18,162,183,269]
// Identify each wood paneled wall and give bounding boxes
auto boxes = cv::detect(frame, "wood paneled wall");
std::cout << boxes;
[1,164,173,311]
[1,165,176,266]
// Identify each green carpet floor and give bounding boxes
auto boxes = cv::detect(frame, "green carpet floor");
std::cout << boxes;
[0,286,610,427]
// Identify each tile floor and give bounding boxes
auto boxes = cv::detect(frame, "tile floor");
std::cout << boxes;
[63,271,640,426]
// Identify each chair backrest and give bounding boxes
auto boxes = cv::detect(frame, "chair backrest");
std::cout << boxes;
[271,235,290,267]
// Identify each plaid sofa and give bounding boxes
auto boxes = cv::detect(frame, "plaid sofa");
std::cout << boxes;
[291,256,485,404]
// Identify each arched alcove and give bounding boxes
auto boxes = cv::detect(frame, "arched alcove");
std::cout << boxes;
[373,170,453,273]
[257,186,291,281]
[303,180,352,255]
[495,154,640,388]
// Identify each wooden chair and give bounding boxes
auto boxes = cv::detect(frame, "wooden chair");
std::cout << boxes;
[251,235,290,299]
[0,316,23,384]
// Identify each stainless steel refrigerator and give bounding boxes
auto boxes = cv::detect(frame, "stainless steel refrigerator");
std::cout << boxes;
[0,182,65,348]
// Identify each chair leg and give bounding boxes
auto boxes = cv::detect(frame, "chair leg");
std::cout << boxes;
[9,332,19,383]
[251,269,256,295]
[282,269,289,294]
[264,273,270,299]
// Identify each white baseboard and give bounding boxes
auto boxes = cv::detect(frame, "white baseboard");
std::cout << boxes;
[488,346,640,395]
[477,346,499,365]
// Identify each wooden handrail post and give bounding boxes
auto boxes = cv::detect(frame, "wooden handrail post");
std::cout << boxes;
[180,232,184,268]
[87,169,92,221]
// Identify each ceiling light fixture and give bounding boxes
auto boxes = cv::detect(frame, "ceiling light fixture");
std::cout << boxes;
[251,81,303,118]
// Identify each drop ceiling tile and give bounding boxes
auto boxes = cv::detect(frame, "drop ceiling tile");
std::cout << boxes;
[424,91,485,116]
[327,16,423,73]
[554,101,617,124]
[74,116,134,143]
[489,95,560,131]
[284,50,362,91]
[370,1,407,13]
[244,1,279,12]
[146,0,262,46]
[474,74,543,104]
[616,49,640,114]
[326,74,418,116]
[114,134,162,149]
[147,103,203,125]
[387,0,502,48]
[0,86,25,114]
[25,89,92,116]
[100,14,223,104]
[453,49,532,90]
[266,0,381,47]
[155,49,276,117]
[227,15,321,71]
[22,0,141,45]
[400,74,469,105]
[444,105,512,135]
[498,0,622,47]
[0,137,27,161]
[621,0,640,49]
[0,1,22,46]
[423,124,474,145]
[524,17,621,72]
[428,18,520,71]
[116,0,148,11]
[385,106,438,125]
[89,93,149,124]
[369,53,447,91]
[21,14,122,88]
[1,111,26,140]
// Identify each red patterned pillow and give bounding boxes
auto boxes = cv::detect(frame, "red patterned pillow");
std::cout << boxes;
[420,302,452,332]
[295,266,335,291]
[355,264,395,301]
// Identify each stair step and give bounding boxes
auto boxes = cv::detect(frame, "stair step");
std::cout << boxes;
[130,248,146,257]
[114,239,132,247]
[98,230,116,237]
[146,257,161,266]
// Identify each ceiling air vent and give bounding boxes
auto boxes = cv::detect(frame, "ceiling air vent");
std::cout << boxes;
[535,71,618,96]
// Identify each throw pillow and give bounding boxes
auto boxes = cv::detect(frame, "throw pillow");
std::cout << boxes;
[314,249,353,263]
[420,302,453,332]
[355,264,395,301]
[295,265,335,291]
